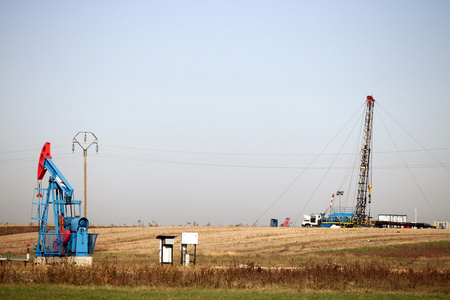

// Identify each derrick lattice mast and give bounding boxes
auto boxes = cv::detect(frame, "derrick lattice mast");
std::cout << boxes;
[354,96,375,224]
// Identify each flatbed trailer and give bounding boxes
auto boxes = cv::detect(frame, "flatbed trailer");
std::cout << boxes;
[372,220,435,229]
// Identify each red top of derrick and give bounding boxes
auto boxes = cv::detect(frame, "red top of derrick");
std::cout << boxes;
[367,95,375,102]
[37,142,52,180]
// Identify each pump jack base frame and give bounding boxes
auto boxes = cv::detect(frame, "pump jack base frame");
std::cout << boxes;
[35,256,93,266]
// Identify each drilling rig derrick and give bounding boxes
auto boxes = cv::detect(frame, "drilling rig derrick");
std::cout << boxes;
[353,95,375,225]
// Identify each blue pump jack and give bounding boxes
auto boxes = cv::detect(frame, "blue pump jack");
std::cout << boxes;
[32,142,97,258]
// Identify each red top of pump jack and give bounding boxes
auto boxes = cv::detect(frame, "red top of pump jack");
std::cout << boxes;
[37,142,52,180]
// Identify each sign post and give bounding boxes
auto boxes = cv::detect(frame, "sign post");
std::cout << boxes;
[181,232,198,267]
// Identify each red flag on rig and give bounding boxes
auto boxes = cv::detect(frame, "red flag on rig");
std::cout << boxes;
[330,194,334,209]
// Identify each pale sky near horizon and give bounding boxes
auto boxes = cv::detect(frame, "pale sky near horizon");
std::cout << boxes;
[1,1,449,226]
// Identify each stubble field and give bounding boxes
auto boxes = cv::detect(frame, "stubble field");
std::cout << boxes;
[1,225,449,259]
[1,225,449,298]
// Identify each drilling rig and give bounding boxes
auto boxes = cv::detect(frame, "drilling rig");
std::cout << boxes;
[31,142,98,265]
[353,95,374,225]
[302,96,375,227]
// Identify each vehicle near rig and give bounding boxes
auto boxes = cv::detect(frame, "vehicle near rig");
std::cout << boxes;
[302,207,356,227]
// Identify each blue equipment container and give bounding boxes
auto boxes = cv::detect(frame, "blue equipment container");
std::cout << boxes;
[270,218,278,227]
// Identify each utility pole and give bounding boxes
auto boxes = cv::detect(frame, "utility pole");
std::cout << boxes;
[72,132,98,218]
[414,208,418,224]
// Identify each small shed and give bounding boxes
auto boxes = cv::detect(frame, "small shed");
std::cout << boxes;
[156,235,177,265]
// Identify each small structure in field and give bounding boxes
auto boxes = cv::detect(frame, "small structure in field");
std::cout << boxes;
[181,232,198,267]
[156,235,177,265]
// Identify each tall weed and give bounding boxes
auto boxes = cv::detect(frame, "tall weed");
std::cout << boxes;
[0,260,448,293]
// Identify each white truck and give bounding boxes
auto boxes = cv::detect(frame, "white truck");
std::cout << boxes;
[302,214,322,227]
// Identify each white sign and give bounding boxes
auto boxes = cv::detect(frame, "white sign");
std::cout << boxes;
[181,232,198,245]
[159,241,173,263]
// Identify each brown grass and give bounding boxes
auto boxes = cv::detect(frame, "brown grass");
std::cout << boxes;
[1,226,449,294]
[0,225,40,236]
[0,259,448,293]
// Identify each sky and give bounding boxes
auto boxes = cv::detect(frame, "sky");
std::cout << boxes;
[1,0,449,227]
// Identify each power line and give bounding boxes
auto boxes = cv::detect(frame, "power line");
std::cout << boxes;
[292,102,367,226]
[0,145,69,154]
[1,149,449,170]
[252,102,367,226]
[101,144,450,157]
[0,154,76,164]
[1,143,449,158]
[378,112,440,221]
[377,102,450,173]
[95,154,450,170]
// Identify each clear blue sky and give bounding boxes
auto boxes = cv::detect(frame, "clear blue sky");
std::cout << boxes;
[1,0,449,226]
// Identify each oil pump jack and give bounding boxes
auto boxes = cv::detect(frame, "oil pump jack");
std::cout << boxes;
[302,96,375,227]
[32,142,98,265]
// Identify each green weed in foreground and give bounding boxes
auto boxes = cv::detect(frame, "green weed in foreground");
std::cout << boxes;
[0,285,448,300]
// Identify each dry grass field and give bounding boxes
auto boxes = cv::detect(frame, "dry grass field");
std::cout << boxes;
[1,225,449,259]
[1,225,449,296]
